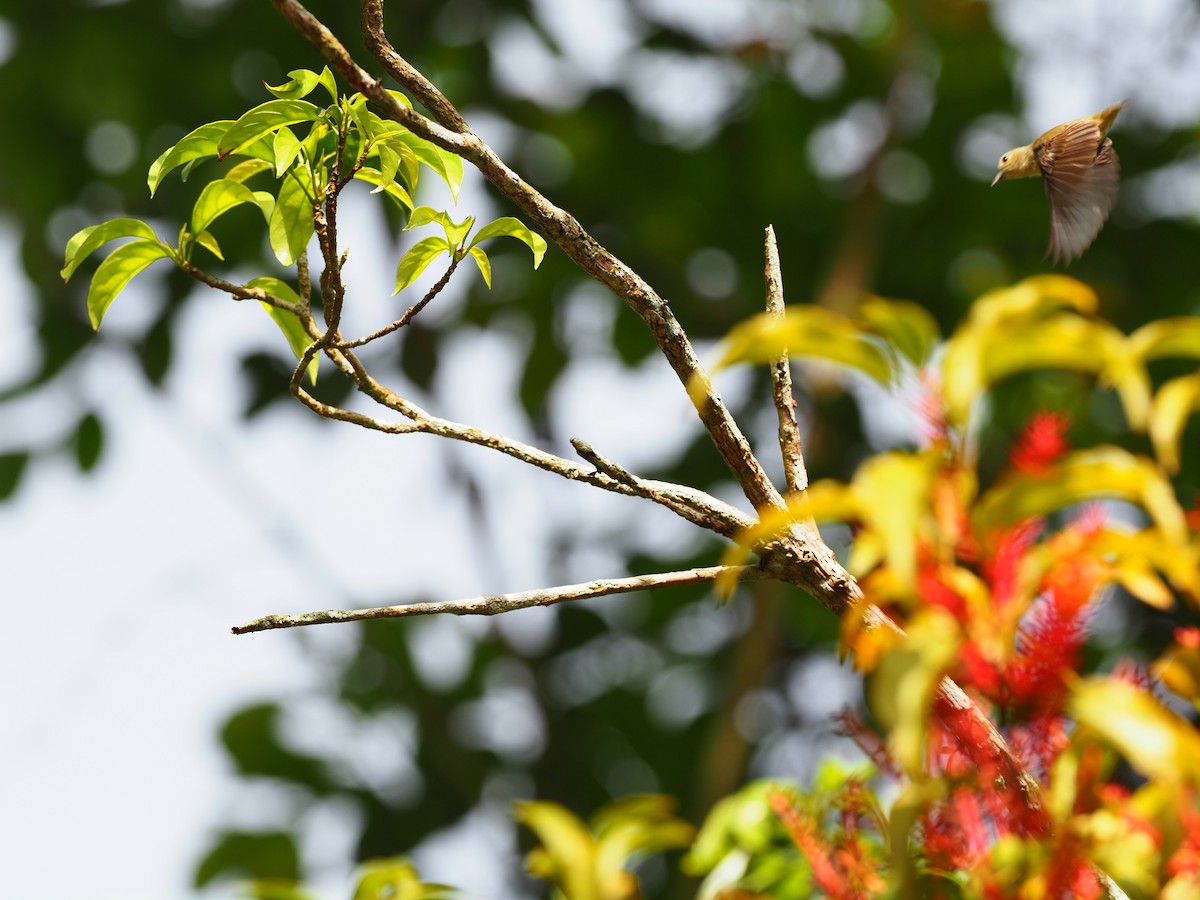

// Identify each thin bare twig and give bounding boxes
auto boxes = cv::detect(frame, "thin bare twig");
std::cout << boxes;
[337,257,460,350]
[232,564,770,634]
[181,264,303,315]
[764,225,807,495]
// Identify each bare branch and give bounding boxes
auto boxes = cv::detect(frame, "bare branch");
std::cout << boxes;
[764,226,808,496]
[233,565,771,634]
[272,0,783,516]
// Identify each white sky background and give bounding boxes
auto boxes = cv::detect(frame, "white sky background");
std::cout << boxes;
[4,0,1200,897]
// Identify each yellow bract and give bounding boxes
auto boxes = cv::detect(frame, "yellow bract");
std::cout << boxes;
[973,447,1188,545]
[1070,676,1200,783]
[515,796,695,900]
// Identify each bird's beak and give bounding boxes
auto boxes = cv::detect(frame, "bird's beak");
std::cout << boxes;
[991,171,1004,187]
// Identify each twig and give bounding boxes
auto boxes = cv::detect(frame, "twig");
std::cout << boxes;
[571,438,752,537]
[764,225,808,495]
[337,257,460,350]
[181,264,303,315]
[232,564,770,634]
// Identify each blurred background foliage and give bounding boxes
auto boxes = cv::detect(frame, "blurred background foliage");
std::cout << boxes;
[4,0,1200,896]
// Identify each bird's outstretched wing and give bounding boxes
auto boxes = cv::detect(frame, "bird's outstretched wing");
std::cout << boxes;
[1037,119,1120,265]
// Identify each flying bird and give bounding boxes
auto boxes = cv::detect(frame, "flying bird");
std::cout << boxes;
[991,101,1126,265]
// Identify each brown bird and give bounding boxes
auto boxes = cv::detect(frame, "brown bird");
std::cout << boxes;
[991,100,1126,265]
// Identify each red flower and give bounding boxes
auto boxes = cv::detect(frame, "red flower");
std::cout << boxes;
[1010,412,1071,473]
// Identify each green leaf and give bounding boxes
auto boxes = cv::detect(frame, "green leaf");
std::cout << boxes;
[469,216,548,268]
[268,168,316,266]
[0,451,29,501]
[272,128,302,177]
[394,236,449,294]
[225,159,273,184]
[264,68,321,101]
[148,120,234,195]
[217,100,322,160]
[372,144,402,194]
[86,239,173,330]
[62,218,159,281]
[191,179,273,235]
[355,166,415,209]
[72,412,104,472]
[407,206,474,248]
[858,295,941,366]
[194,230,224,261]
[317,66,339,104]
[246,277,318,386]
[468,246,491,288]
[389,132,463,199]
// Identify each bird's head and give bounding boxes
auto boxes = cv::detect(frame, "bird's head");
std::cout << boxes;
[992,145,1037,186]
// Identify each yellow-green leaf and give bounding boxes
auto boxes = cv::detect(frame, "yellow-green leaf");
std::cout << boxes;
[858,294,941,366]
[268,167,317,266]
[968,274,1098,328]
[218,99,322,159]
[1070,676,1200,782]
[191,178,272,235]
[394,236,450,294]
[1149,372,1200,474]
[974,446,1187,544]
[514,800,598,900]
[246,277,317,386]
[468,246,492,288]
[86,240,173,330]
[62,218,160,281]
[869,609,961,777]
[712,306,893,384]
[469,216,548,268]
[148,120,234,195]
[354,166,414,210]
[1129,317,1200,363]
[942,313,1149,429]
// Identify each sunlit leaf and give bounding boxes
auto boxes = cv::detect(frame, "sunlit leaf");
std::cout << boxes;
[592,795,695,885]
[148,120,234,195]
[514,800,599,900]
[264,69,321,101]
[217,99,323,159]
[711,306,894,383]
[62,217,160,280]
[354,166,414,209]
[469,216,548,268]
[858,294,941,366]
[352,857,456,900]
[225,159,273,184]
[272,127,302,177]
[468,246,491,288]
[1070,676,1200,782]
[317,66,339,104]
[969,274,1098,327]
[394,236,450,294]
[86,239,173,330]
[974,446,1188,544]
[246,277,317,386]
[868,609,962,777]
[268,167,316,266]
[1151,635,1200,707]
[194,230,224,261]
[942,312,1149,429]
[1129,317,1200,363]
[407,206,475,248]
[1149,372,1200,475]
[372,144,402,194]
[388,132,463,199]
[191,178,273,235]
